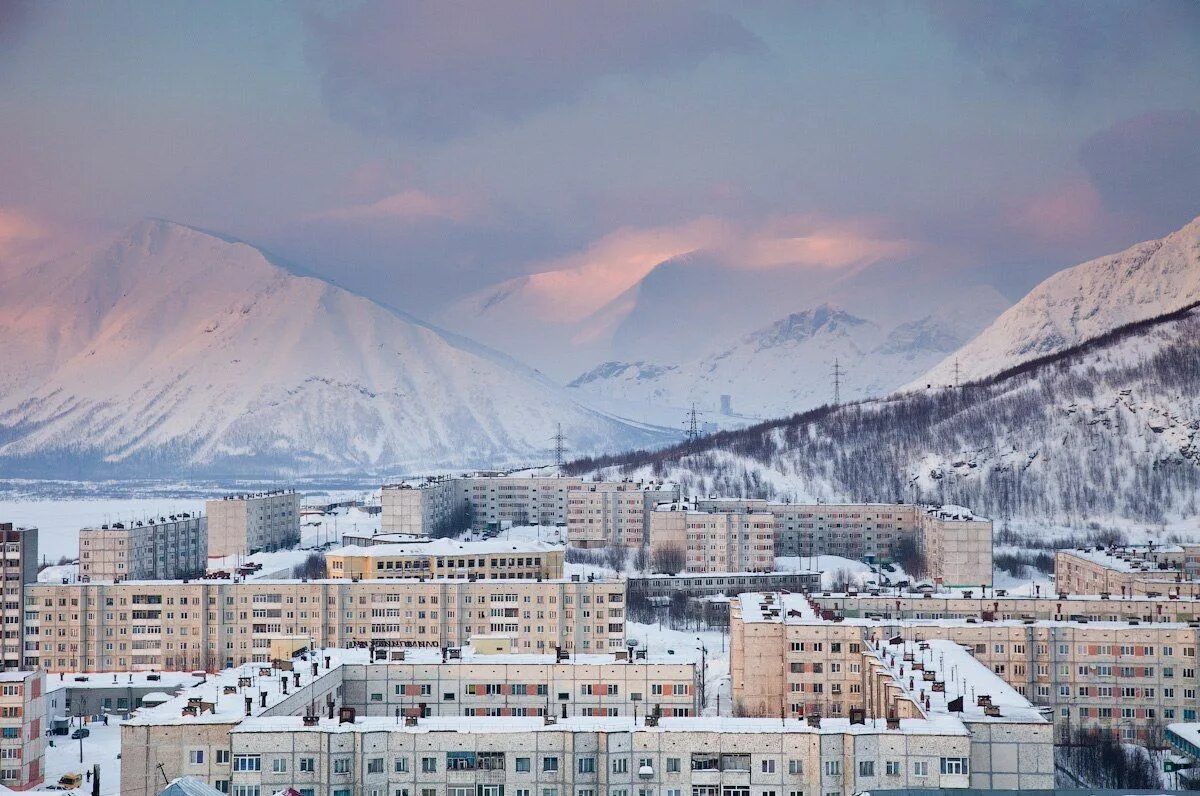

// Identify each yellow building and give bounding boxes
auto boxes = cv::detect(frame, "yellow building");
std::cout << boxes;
[326,539,564,580]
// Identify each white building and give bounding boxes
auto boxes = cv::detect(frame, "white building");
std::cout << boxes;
[206,490,301,558]
[79,512,206,581]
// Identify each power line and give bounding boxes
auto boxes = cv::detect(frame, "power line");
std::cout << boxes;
[831,358,844,405]
[552,423,567,467]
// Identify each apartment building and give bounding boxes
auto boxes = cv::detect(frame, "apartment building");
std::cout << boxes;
[566,481,679,548]
[0,524,37,670]
[732,591,1200,746]
[812,590,1200,624]
[648,503,776,573]
[1055,545,1200,597]
[382,475,585,536]
[326,540,565,581]
[207,490,301,558]
[628,572,821,602]
[26,576,627,673]
[684,500,993,586]
[78,513,206,582]
[0,670,46,790]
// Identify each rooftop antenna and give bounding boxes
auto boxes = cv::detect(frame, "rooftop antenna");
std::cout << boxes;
[552,424,567,468]
[831,358,844,405]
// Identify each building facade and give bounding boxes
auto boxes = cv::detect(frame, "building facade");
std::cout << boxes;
[78,513,206,581]
[382,476,586,536]
[26,576,627,673]
[326,540,565,581]
[0,670,46,790]
[566,481,678,548]
[1055,545,1200,597]
[0,524,37,670]
[648,503,776,573]
[207,490,301,559]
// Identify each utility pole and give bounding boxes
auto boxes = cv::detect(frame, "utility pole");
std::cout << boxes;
[552,424,567,468]
[831,358,844,405]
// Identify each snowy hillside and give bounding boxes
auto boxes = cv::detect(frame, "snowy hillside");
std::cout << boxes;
[569,306,1200,533]
[0,220,673,476]
[568,300,1003,419]
[918,215,1200,387]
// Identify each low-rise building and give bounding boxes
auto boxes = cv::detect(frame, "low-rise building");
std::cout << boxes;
[326,539,564,581]
[0,670,46,790]
[79,513,206,582]
[26,575,627,673]
[566,481,678,548]
[206,490,301,559]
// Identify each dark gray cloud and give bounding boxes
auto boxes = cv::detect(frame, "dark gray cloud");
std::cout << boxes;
[1080,109,1200,231]
[926,0,1200,95]
[0,0,34,48]
[304,0,762,140]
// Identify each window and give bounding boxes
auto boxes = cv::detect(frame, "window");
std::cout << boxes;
[394,759,408,773]
[232,787,260,796]
[271,758,287,773]
[913,761,928,777]
[940,758,967,776]
[299,758,315,772]
[761,760,776,773]
[788,760,802,775]
[232,756,261,772]
[422,757,437,773]
[857,761,874,777]
[189,750,205,765]
[885,761,900,776]
[517,758,531,772]
[544,757,560,772]
[613,759,628,774]
[333,758,351,775]
[579,757,596,774]
[368,758,384,774]
[823,761,840,776]
[216,750,231,765]
[667,758,680,773]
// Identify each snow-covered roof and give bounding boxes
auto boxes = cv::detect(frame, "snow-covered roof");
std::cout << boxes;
[0,671,34,683]
[1061,546,1188,574]
[35,574,622,587]
[159,776,225,796]
[232,713,968,738]
[330,539,562,557]
[45,669,203,695]
[924,504,987,522]
[363,644,699,666]
[871,638,1046,725]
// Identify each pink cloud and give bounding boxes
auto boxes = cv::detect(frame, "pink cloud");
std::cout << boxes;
[312,189,473,224]
[1007,179,1111,244]
[0,206,47,254]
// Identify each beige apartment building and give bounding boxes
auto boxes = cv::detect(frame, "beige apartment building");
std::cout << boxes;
[26,576,627,673]
[648,502,776,573]
[685,500,993,586]
[78,513,206,582]
[326,539,564,581]
[206,489,301,558]
[383,475,585,536]
[1055,545,1200,597]
[0,524,37,670]
[566,480,679,548]
[733,591,1200,746]
[0,670,46,790]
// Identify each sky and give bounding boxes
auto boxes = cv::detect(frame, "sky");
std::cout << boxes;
[1,0,1199,316]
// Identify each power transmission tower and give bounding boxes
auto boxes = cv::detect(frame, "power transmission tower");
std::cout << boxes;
[831,358,844,405]
[552,423,567,467]
[954,358,961,390]
[683,404,701,451]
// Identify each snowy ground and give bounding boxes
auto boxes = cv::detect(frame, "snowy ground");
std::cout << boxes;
[626,621,730,716]
[43,717,122,795]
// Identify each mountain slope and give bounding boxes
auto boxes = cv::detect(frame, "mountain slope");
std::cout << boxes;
[919,215,1200,387]
[567,296,1005,419]
[0,220,673,475]
[568,305,1200,531]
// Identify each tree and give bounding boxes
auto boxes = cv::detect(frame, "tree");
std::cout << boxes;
[603,545,629,573]
[632,546,649,573]
[292,552,326,579]
[652,544,686,575]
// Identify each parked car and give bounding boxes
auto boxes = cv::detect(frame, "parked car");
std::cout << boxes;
[70,727,89,739]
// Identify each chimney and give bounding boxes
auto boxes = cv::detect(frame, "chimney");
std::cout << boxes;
[244,697,253,716]
[260,691,268,708]
[281,676,289,695]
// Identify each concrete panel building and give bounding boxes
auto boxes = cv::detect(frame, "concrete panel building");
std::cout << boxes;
[26,575,627,673]
[0,670,46,790]
[0,524,37,670]
[566,481,679,548]
[382,475,585,536]
[78,513,206,582]
[326,540,565,581]
[206,490,301,558]
[648,502,776,573]
[1055,545,1200,597]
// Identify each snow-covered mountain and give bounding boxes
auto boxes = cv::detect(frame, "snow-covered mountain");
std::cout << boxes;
[567,297,1005,419]
[0,220,673,476]
[918,215,1200,387]
[576,305,1200,533]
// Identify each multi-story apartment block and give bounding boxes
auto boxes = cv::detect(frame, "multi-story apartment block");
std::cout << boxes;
[382,475,585,536]
[678,500,993,586]
[1055,545,1200,597]
[0,524,37,670]
[326,540,565,581]
[628,571,821,602]
[26,576,627,673]
[648,502,776,573]
[206,490,301,558]
[78,513,206,582]
[122,644,1045,796]
[0,670,46,790]
[566,481,679,548]
[732,590,1200,746]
